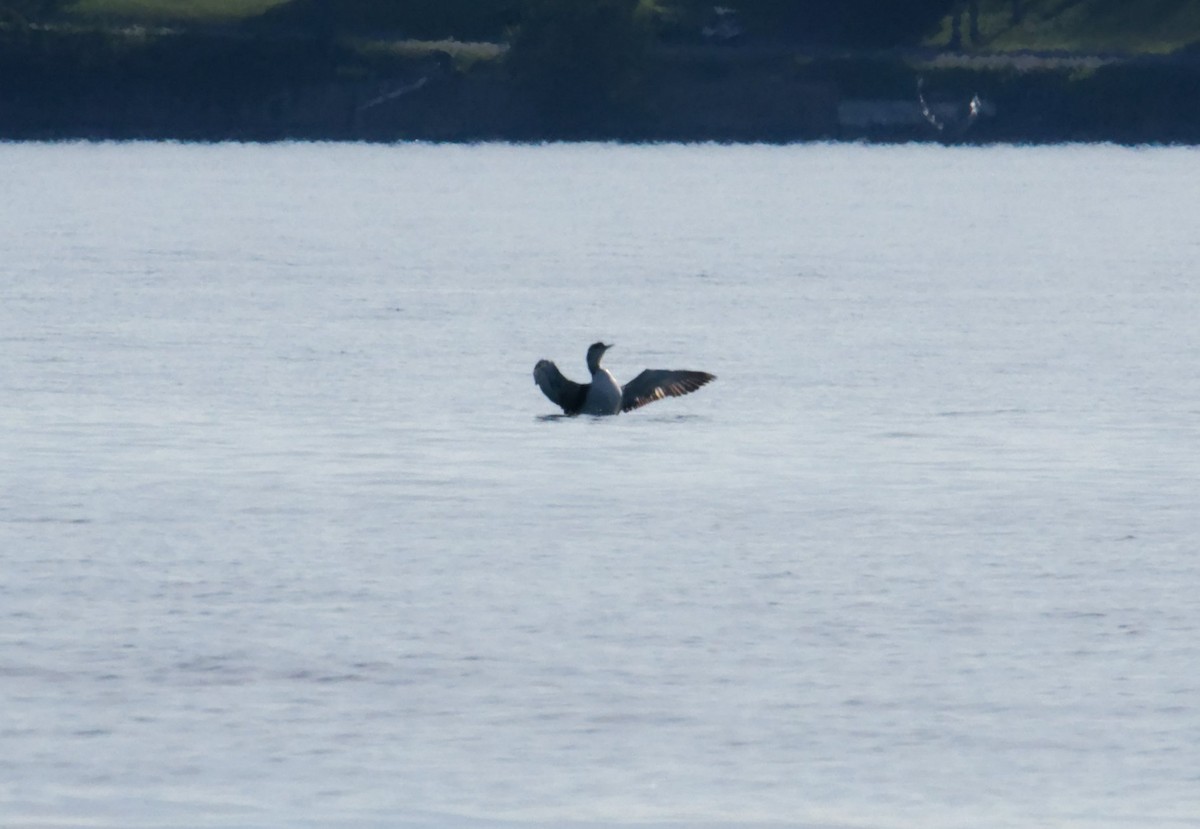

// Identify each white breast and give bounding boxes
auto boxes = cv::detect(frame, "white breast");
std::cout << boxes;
[582,369,623,415]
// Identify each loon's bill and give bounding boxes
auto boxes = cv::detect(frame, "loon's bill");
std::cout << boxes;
[533,342,715,416]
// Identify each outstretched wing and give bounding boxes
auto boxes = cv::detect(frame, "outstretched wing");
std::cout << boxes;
[533,360,589,415]
[621,369,715,412]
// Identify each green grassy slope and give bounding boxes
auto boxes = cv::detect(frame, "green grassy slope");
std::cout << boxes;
[929,0,1200,53]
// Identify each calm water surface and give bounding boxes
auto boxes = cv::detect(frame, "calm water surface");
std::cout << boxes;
[2,141,1199,829]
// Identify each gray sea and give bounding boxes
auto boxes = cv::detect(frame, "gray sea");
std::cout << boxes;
[2,141,1198,829]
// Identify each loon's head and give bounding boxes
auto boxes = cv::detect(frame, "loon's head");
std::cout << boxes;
[586,341,613,373]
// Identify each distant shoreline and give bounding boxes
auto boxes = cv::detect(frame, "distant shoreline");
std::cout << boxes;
[3,34,1199,145]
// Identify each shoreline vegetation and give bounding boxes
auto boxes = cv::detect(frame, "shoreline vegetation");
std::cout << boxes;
[3,0,1200,144]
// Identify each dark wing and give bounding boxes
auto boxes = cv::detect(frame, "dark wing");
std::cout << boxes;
[533,359,589,415]
[621,369,715,412]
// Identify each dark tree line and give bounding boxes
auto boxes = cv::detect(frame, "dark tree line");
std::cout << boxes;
[256,0,964,48]
[507,0,652,133]
[656,0,961,46]
[0,0,971,138]
[2,0,967,49]
[0,0,63,26]
[500,0,964,132]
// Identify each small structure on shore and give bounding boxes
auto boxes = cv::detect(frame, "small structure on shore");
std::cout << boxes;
[837,80,994,140]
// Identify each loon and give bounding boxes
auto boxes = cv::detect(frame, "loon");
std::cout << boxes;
[534,342,715,416]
